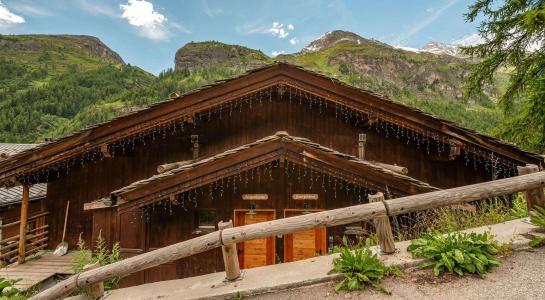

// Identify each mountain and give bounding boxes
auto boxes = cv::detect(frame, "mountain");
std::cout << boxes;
[0,34,154,143]
[0,32,505,148]
[419,42,462,57]
[276,30,498,105]
[300,30,386,53]
[175,41,272,71]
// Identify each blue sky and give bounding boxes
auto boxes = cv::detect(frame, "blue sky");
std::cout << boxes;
[0,0,482,75]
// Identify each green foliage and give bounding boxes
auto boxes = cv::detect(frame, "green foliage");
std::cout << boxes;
[72,234,121,291]
[232,291,245,300]
[328,247,390,294]
[0,278,25,300]
[393,195,527,241]
[529,205,545,247]
[330,235,377,254]
[463,0,545,152]
[408,231,500,277]
[433,197,528,233]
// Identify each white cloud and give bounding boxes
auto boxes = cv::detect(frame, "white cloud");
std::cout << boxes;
[268,22,293,39]
[202,0,223,17]
[271,50,285,57]
[78,0,118,18]
[0,1,25,27]
[289,37,299,45]
[426,7,435,13]
[120,0,169,41]
[393,0,459,45]
[10,1,52,17]
[453,33,484,46]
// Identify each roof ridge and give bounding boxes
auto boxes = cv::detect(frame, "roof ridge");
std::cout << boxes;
[119,132,436,200]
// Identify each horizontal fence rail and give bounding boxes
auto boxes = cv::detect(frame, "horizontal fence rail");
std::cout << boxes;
[32,171,545,300]
[0,213,49,263]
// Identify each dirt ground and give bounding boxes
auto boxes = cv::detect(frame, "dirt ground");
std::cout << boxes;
[252,248,545,300]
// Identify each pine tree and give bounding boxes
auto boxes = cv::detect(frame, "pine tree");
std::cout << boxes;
[463,0,545,152]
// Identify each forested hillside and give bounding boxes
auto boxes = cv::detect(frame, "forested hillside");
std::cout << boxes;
[0,32,527,152]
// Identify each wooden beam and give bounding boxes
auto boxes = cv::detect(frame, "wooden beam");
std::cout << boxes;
[372,162,408,175]
[218,220,240,281]
[368,192,396,254]
[517,164,545,211]
[18,184,29,264]
[100,144,112,158]
[83,200,112,211]
[385,171,545,215]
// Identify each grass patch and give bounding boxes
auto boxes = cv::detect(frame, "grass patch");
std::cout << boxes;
[392,194,528,241]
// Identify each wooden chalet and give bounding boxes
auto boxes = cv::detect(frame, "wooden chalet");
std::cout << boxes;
[0,63,541,286]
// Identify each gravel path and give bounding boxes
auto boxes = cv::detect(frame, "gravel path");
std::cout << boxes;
[252,248,545,300]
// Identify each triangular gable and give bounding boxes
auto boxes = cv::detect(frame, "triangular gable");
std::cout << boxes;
[91,132,438,212]
[0,63,541,186]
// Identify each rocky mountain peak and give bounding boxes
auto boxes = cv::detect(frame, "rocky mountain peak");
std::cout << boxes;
[174,41,271,70]
[57,35,124,64]
[0,34,124,64]
[420,42,462,57]
[302,30,375,53]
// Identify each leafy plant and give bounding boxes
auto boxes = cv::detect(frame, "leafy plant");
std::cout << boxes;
[232,291,244,300]
[529,205,545,247]
[408,231,500,277]
[328,246,390,294]
[72,233,121,291]
[0,278,25,300]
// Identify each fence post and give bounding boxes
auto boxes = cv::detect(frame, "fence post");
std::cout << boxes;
[218,220,241,281]
[368,192,396,254]
[517,164,545,211]
[18,185,29,264]
[83,261,104,299]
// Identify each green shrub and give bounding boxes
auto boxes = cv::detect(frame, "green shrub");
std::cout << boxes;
[408,231,500,277]
[529,205,545,247]
[328,246,392,293]
[72,233,121,291]
[0,278,25,299]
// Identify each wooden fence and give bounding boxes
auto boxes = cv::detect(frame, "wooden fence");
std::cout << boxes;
[0,212,49,264]
[32,168,545,300]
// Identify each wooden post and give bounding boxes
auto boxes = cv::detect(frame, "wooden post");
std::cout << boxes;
[18,185,29,264]
[358,134,366,160]
[218,220,240,281]
[368,192,396,254]
[83,261,104,299]
[517,164,545,211]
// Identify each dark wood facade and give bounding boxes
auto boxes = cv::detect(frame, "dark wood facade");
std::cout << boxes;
[0,63,541,286]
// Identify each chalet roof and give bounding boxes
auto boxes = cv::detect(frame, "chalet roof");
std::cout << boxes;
[0,143,38,160]
[0,184,47,208]
[0,62,542,186]
[91,132,438,210]
[0,143,45,207]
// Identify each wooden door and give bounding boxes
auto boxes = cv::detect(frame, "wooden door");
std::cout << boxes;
[284,209,326,262]
[234,209,276,269]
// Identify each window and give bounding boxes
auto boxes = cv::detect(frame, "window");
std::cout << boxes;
[192,209,216,235]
